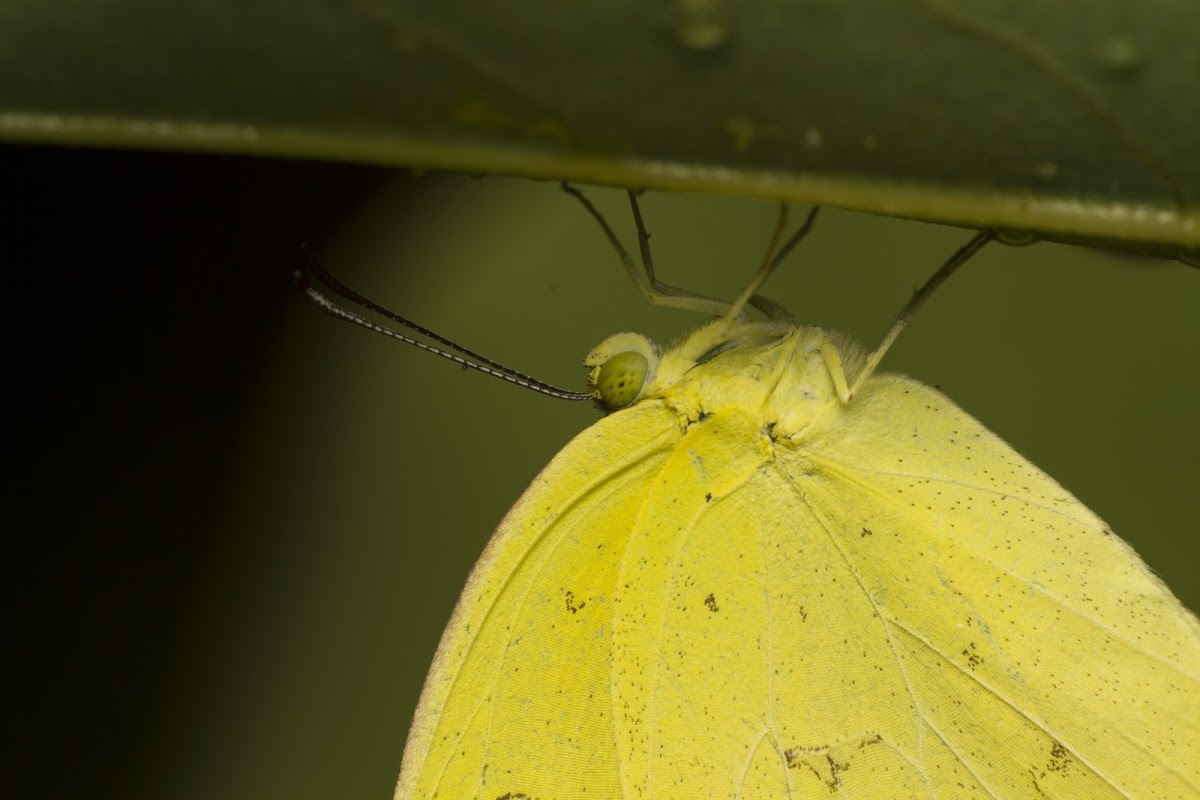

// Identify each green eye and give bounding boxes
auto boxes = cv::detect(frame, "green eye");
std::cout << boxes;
[596,351,649,410]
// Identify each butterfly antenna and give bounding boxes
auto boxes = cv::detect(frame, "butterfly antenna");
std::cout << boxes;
[295,245,594,401]
[851,229,997,397]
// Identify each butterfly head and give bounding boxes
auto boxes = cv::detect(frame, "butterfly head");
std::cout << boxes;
[585,332,660,411]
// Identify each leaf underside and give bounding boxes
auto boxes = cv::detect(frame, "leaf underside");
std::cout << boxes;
[5,1,1194,256]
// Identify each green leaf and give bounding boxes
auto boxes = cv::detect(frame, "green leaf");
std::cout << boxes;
[2,0,1197,257]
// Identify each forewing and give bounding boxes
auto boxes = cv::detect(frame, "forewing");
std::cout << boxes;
[395,401,680,800]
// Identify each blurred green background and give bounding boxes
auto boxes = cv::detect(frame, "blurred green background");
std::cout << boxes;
[7,147,1197,800]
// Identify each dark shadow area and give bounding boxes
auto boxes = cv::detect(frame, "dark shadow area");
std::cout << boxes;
[2,145,394,799]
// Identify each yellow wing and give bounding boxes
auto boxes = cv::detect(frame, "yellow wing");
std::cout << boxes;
[397,318,1200,799]
[395,400,681,800]
[613,374,1199,798]
[796,374,1200,798]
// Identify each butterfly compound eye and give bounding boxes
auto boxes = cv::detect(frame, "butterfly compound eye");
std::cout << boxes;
[596,351,649,410]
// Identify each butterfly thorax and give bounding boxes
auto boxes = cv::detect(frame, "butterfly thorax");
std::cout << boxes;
[587,318,868,441]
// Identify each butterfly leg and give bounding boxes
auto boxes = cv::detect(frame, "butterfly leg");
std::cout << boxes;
[561,182,734,317]
[850,229,995,398]
[562,183,822,325]
[818,339,854,404]
[724,205,821,324]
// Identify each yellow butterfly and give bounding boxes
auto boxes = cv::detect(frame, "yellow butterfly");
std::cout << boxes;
[300,188,1200,799]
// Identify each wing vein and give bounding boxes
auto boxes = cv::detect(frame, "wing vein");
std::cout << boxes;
[781,460,1141,800]
[775,465,938,796]
[809,454,1199,681]
[884,616,1139,800]
[810,455,1098,529]
[432,425,677,791]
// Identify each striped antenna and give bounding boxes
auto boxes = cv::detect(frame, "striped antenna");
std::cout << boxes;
[295,244,595,401]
